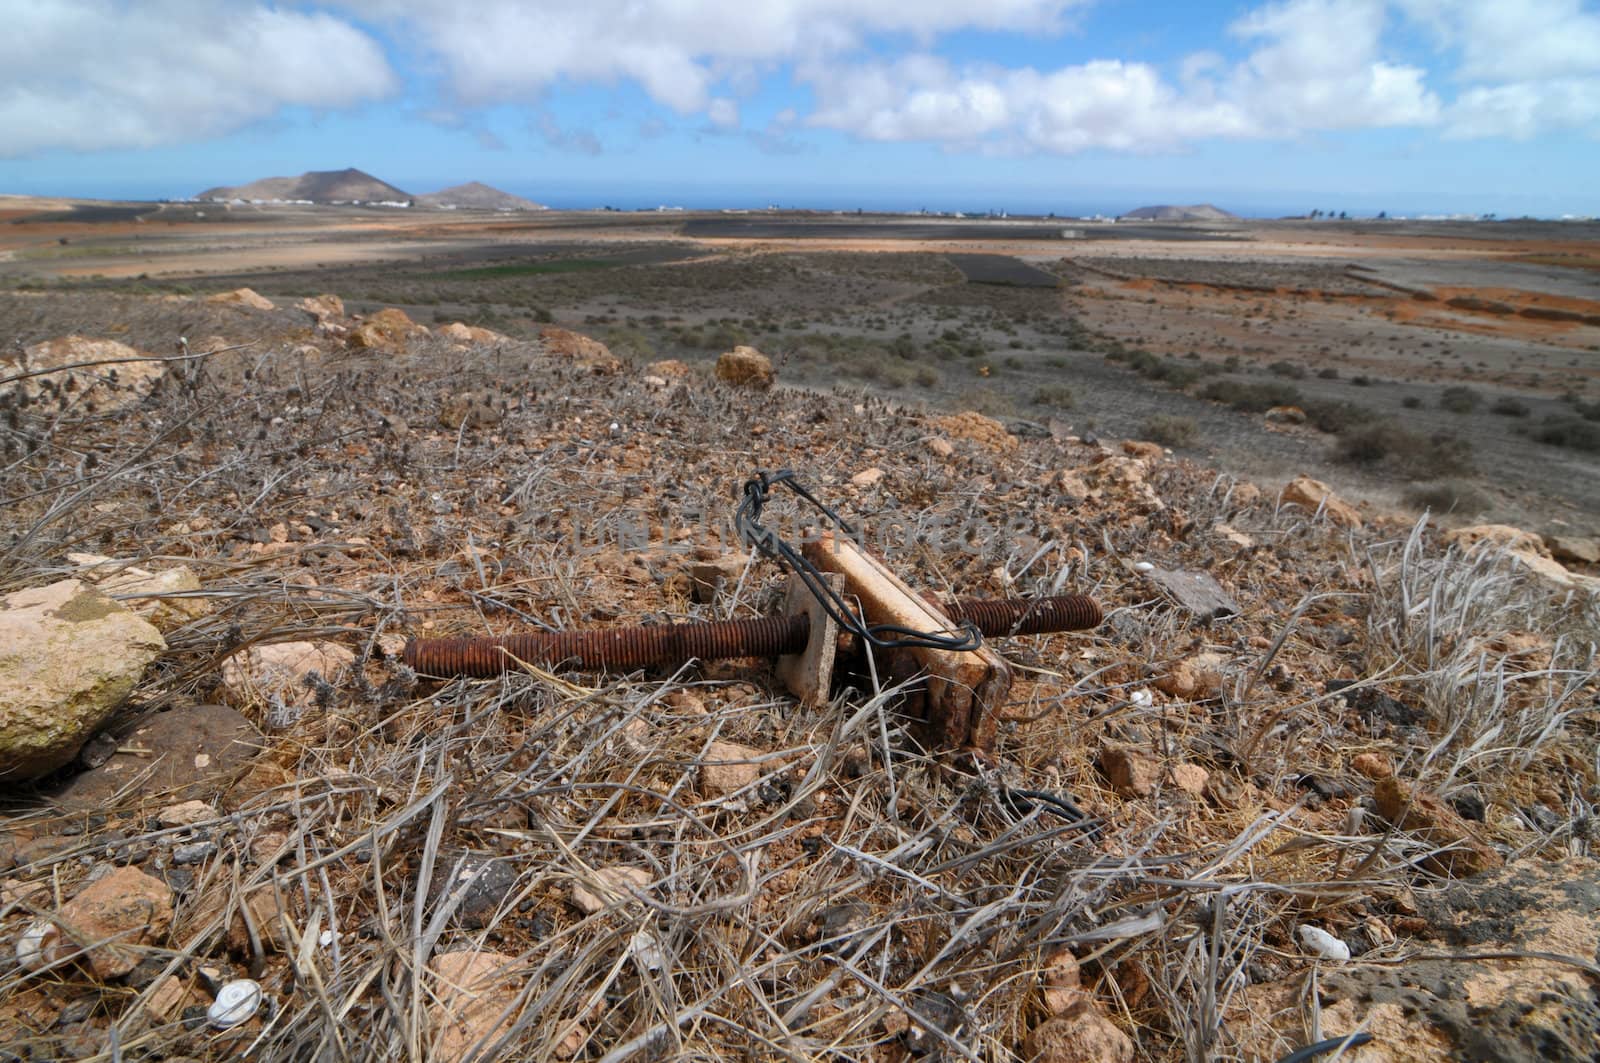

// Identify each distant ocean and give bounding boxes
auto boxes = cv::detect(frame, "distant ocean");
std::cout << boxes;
[3,175,1551,220]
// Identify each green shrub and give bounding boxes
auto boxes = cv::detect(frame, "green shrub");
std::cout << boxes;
[1199,378,1304,412]
[1491,396,1530,417]
[1440,385,1481,413]
[1403,479,1493,516]
[1141,414,1198,447]
[1534,416,1600,452]
[1402,395,1422,409]
[1302,400,1377,434]
[1268,360,1307,379]
[1337,424,1473,477]
[1032,385,1075,409]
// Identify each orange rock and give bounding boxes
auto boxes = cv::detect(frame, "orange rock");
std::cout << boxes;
[714,346,775,389]
[1169,763,1210,796]
[700,741,765,797]
[1350,752,1393,780]
[541,326,623,373]
[1280,475,1362,527]
[1121,439,1164,460]
[1100,746,1158,798]
[1025,1002,1134,1063]
[1374,775,1502,878]
[57,866,174,979]
[427,950,521,1063]
[932,411,1017,452]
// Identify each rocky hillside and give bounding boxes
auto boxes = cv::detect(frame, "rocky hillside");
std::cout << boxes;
[414,182,545,211]
[196,167,411,204]
[1,289,1597,1061]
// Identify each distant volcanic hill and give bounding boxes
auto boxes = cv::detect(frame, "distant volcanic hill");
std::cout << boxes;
[197,168,412,204]
[414,182,545,211]
[1119,204,1239,221]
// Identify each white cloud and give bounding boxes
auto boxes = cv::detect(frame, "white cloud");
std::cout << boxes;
[337,0,1087,115]
[803,0,1438,155]
[0,1,396,157]
[707,97,741,129]
[1227,0,1439,130]
[1392,0,1600,138]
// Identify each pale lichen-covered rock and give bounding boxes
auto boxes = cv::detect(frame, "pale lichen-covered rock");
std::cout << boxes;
[541,326,623,373]
[932,411,1017,452]
[1446,524,1598,591]
[348,307,428,351]
[1025,1001,1134,1063]
[1280,475,1362,527]
[647,358,693,380]
[699,741,765,797]
[0,580,165,782]
[296,293,344,322]
[714,346,775,389]
[569,866,653,915]
[427,949,522,1063]
[219,640,354,707]
[206,287,274,310]
[56,866,174,979]
[4,336,164,414]
[438,390,503,431]
[69,556,209,631]
[435,321,506,345]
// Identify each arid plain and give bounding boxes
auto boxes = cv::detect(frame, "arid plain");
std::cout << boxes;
[3,196,1595,532]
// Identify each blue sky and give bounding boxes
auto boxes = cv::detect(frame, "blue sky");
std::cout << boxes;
[2,0,1598,216]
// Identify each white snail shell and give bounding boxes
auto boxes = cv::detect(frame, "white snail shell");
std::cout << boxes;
[207,979,263,1028]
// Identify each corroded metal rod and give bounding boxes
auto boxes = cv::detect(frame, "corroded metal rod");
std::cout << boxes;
[403,594,1101,678]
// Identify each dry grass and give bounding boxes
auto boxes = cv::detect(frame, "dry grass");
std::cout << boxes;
[1,290,1596,1061]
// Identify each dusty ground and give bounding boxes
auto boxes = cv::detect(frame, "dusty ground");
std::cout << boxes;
[0,284,1596,1062]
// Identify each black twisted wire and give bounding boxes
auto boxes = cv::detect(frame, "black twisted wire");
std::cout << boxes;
[735,469,984,652]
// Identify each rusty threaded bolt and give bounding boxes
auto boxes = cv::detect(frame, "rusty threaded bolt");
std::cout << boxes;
[403,593,1101,678]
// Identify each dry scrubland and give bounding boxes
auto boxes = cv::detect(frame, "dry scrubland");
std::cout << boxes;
[0,281,1597,1063]
[1,204,1600,1061]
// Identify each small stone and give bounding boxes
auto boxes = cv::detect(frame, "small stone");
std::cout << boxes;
[206,288,274,311]
[1100,747,1159,798]
[1169,763,1209,797]
[157,801,217,829]
[56,865,174,978]
[1041,948,1082,1013]
[145,975,193,1020]
[1545,534,1600,566]
[686,556,745,604]
[850,467,885,488]
[1153,653,1227,698]
[700,741,764,798]
[432,853,518,929]
[713,346,775,389]
[1350,752,1393,780]
[569,866,652,915]
[438,391,502,431]
[1280,475,1362,528]
[172,840,217,865]
[1144,568,1240,621]
[1374,775,1502,878]
[219,641,354,706]
[427,949,521,1063]
[541,326,623,373]
[1025,1006,1134,1063]
[555,1024,587,1059]
[928,437,955,458]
